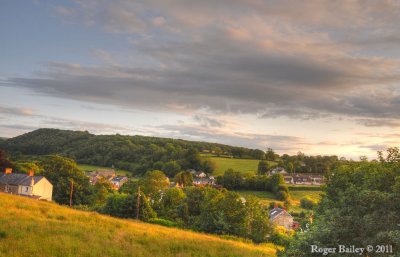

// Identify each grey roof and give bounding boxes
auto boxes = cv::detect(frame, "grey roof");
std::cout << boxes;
[269,208,284,220]
[269,207,294,221]
[0,174,44,186]
[111,176,128,182]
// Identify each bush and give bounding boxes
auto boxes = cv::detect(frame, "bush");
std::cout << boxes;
[0,231,7,239]
[276,190,289,201]
[148,218,178,228]
[300,197,317,209]
[269,202,284,209]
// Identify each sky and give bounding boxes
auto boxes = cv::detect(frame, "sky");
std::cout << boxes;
[1,0,400,159]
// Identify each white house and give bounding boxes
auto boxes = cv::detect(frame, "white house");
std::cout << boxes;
[0,169,53,201]
[110,176,128,189]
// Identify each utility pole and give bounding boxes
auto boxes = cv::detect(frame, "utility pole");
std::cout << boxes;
[136,186,141,220]
[69,180,74,207]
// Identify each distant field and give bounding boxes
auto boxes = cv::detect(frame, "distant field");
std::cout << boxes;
[0,193,277,257]
[77,164,129,176]
[234,188,323,213]
[202,156,276,176]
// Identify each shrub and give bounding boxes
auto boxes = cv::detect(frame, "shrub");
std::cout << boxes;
[0,231,7,239]
[148,218,178,228]
[300,197,317,209]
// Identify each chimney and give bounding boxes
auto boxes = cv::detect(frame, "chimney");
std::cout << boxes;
[274,203,278,209]
[28,170,34,177]
[5,168,12,174]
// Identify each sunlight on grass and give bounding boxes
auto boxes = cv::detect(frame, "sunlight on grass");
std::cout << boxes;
[0,193,277,257]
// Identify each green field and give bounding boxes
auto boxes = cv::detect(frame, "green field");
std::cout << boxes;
[203,156,276,176]
[77,164,129,176]
[234,187,323,213]
[0,193,277,257]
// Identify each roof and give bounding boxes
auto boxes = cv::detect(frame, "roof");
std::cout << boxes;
[269,207,292,220]
[0,173,44,186]
[111,176,128,182]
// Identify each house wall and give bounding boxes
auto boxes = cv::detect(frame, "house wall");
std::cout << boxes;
[273,214,294,230]
[6,185,19,194]
[18,185,33,196]
[0,184,5,192]
[32,179,53,201]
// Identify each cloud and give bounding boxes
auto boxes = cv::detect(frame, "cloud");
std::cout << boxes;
[3,0,400,129]
[0,105,35,117]
[155,123,309,152]
[193,115,223,128]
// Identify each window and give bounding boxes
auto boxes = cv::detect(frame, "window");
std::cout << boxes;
[25,187,29,193]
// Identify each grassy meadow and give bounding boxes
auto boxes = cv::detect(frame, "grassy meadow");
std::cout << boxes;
[0,193,278,257]
[77,164,129,176]
[234,186,324,213]
[202,156,276,176]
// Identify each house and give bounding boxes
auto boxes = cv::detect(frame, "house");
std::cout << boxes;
[193,176,215,186]
[0,169,53,201]
[87,169,116,185]
[270,167,288,175]
[269,207,294,230]
[110,176,128,189]
[282,173,325,185]
[187,169,207,178]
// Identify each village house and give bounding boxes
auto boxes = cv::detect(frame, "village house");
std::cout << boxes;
[270,167,288,175]
[269,207,294,230]
[110,176,128,189]
[0,168,53,201]
[193,176,215,186]
[283,174,325,185]
[87,169,116,185]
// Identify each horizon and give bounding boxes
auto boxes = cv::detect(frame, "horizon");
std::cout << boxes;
[2,1,400,159]
[1,128,382,160]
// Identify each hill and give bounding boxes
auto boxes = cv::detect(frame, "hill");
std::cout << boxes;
[0,128,265,175]
[0,193,277,257]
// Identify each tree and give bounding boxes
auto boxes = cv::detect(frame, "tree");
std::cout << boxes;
[0,150,13,170]
[201,158,216,173]
[257,161,269,175]
[90,177,114,206]
[286,162,294,173]
[244,197,274,243]
[218,169,244,189]
[266,148,276,161]
[162,161,181,177]
[160,187,186,221]
[140,170,170,197]
[213,147,222,156]
[119,180,139,194]
[282,159,400,256]
[100,192,156,221]
[14,161,41,174]
[40,155,92,205]
[175,171,193,187]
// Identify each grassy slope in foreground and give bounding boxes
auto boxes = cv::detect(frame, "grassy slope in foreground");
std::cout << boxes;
[0,194,277,257]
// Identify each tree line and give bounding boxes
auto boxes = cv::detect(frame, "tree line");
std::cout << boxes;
[217,169,290,201]
[1,129,269,175]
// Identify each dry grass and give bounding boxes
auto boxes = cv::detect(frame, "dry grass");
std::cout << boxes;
[0,193,277,257]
